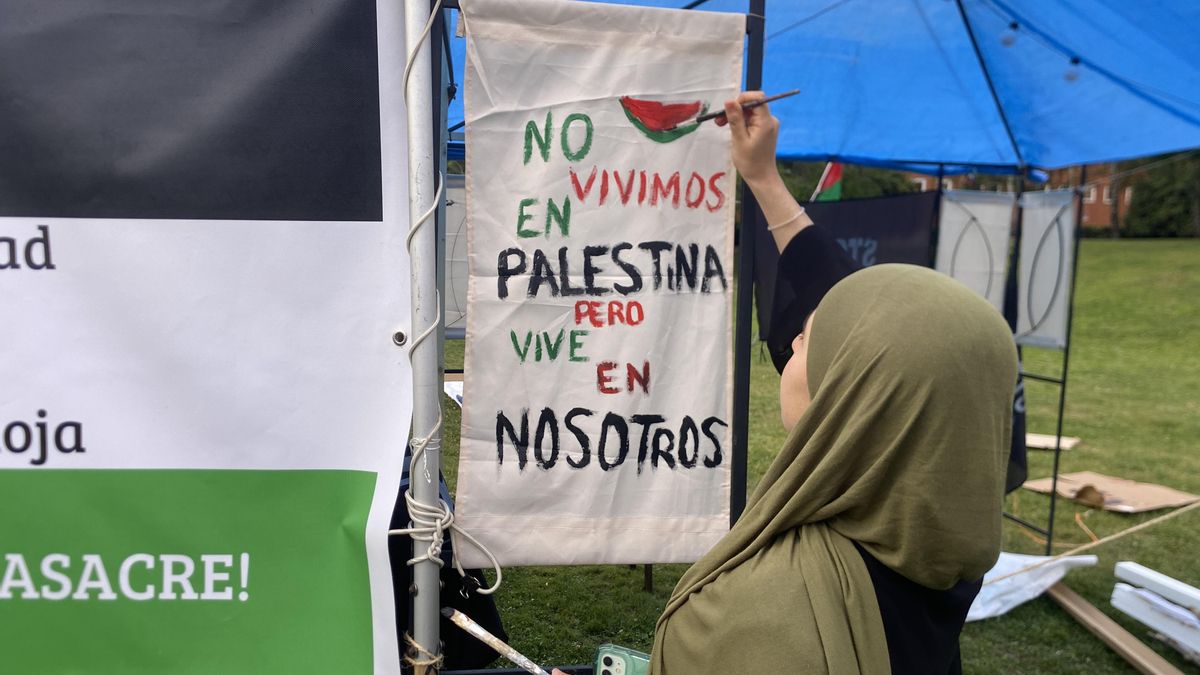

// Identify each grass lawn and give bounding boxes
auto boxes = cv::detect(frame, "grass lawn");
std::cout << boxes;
[438,238,1200,673]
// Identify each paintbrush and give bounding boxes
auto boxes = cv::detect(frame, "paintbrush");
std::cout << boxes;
[689,88,801,127]
[442,607,552,675]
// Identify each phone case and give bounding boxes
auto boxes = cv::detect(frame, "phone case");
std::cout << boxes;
[594,643,650,675]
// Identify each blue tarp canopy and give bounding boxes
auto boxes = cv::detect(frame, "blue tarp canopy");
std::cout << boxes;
[443,0,1200,172]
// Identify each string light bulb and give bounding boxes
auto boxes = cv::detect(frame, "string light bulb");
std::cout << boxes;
[1064,56,1081,82]
[1000,22,1019,47]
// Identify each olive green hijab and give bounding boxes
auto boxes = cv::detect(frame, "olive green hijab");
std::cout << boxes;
[651,264,1017,674]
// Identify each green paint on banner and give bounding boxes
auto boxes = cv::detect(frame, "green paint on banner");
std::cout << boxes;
[0,469,377,674]
[621,105,702,144]
[618,96,706,144]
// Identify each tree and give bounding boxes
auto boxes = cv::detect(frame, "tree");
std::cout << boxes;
[1124,153,1200,237]
[733,161,919,231]
[775,161,918,201]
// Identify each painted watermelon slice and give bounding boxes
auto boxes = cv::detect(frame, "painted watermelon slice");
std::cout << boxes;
[619,96,708,143]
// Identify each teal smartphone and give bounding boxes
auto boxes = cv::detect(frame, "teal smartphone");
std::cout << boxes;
[594,643,650,675]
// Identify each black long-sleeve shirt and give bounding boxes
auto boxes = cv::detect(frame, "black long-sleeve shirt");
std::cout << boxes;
[765,226,861,373]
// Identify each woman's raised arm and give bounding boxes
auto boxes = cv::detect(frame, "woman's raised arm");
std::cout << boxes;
[718,91,812,252]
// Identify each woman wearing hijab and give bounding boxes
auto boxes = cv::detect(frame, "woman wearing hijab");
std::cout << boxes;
[649,94,1017,674]
[552,93,1015,675]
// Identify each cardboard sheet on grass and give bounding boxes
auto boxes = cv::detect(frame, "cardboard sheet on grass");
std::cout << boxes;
[0,3,412,672]
[455,0,742,566]
[1024,471,1200,513]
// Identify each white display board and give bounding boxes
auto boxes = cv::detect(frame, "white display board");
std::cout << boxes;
[1017,189,1077,349]
[454,0,742,567]
[935,190,1015,313]
[0,4,412,672]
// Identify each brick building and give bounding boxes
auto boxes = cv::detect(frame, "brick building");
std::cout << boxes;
[901,162,1135,233]
[1044,163,1134,233]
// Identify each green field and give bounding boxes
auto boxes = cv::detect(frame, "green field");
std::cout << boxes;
[440,239,1200,673]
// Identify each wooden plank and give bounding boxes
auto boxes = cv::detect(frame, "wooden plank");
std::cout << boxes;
[1115,562,1200,615]
[1047,582,1185,675]
[1027,432,1081,450]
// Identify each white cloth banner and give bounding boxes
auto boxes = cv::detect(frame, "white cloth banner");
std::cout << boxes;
[1017,189,1077,349]
[935,190,1015,313]
[455,0,742,566]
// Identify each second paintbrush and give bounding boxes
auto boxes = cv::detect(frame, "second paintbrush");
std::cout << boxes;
[442,607,552,675]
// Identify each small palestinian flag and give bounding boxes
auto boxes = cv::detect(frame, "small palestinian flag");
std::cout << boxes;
[813,162,843,202]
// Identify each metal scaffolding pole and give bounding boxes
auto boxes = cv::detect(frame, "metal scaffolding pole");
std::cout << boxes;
[404,0,443,670]
[730,0,766,526]
[1044,164,1087,554]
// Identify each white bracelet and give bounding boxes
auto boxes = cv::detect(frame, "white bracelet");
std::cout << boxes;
[767,208,806,231]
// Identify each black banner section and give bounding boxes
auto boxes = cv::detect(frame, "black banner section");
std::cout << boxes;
[0,0,381,221]
[754,191,938,340]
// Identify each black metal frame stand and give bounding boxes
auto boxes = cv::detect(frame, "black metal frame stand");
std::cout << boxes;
[731,0,766,525]
[1000,166,1086,555]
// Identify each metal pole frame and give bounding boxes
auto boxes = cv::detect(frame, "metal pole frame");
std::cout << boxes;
[432,3,449,393]
[731,0,766,525]
[1002,174,1052,538]
[927,164,946,267]
[1001,167,1084,552]
[1042,164,1086,555]
[406,0,443,671]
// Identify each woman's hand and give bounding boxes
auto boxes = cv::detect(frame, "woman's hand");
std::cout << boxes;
[718,91,812,251]
[717,91,781,188]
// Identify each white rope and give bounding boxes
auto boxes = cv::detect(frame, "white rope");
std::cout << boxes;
[402,633,444,671]
[390,0,503,596]
[986,500,1200,587]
